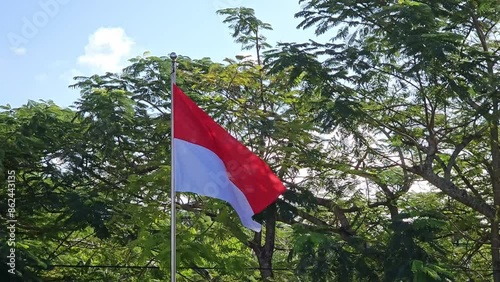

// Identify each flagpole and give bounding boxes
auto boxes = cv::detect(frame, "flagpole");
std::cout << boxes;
[170,51,178,282]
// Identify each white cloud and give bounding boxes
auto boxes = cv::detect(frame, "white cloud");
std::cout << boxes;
[11,47,27,56]
[77,27,134,73]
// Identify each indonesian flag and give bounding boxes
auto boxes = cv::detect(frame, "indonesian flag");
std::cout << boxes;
[172,85,286,232]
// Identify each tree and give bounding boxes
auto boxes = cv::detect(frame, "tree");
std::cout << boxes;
[4,2,499,281]
[0,39,317,282]
[267,0,499,280]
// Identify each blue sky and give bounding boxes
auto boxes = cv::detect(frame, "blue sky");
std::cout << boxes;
[0,0,321,108]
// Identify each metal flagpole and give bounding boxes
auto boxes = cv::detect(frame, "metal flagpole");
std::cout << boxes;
[169,52,177,282]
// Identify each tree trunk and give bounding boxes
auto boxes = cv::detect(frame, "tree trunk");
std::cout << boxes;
[257,252,274,280]
[489,105,500,282]
[250,203,277,281]
[492,219,500,282]
[470,7,500,279]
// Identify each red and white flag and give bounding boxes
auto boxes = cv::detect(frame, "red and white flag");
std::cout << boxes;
[172,85,286,231]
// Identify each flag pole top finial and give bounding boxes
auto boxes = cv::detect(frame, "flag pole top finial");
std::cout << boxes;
[169,52,177,60]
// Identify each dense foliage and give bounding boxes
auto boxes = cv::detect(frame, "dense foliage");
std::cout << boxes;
[1,1,499,281]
